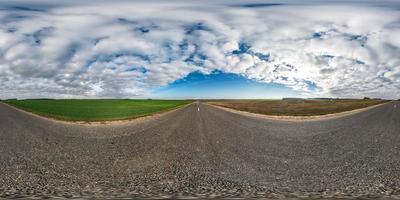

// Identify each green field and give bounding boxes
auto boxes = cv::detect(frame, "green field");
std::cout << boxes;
[208,99,389,116]
[2,99,191,121]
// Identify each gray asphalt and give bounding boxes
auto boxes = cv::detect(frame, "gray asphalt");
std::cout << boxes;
[0,101,400,199]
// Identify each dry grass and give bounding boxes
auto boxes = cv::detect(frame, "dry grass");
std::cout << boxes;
[208,99,389,116]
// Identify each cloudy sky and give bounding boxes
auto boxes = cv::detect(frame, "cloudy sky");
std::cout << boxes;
[0,0,400,99]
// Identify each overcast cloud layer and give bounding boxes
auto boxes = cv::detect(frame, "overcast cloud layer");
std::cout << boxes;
[0,0,400,99]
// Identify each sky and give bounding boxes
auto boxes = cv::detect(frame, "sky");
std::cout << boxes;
[0,0,400,99]
[152,70,298,99]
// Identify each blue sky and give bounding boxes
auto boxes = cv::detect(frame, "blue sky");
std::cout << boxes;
[0,0,399,99]
[152,71,298,99]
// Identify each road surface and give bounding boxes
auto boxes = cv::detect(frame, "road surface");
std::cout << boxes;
[0,101,399,199]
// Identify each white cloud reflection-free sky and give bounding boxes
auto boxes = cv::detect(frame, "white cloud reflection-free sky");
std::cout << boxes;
[0,0,400,99]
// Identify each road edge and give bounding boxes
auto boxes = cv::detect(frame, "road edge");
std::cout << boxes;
[207,101,390,122]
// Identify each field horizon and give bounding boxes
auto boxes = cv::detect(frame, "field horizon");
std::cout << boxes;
[1,98,391,122]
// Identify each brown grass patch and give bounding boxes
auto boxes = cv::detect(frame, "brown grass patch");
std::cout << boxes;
[207,99,388,116]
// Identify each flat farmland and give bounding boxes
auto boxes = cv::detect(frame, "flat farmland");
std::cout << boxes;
[208,99,389,116]
[2,99,191,121]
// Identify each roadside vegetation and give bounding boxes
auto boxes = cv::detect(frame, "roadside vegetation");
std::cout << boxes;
[208,99,389,116]
[2,99,191,121]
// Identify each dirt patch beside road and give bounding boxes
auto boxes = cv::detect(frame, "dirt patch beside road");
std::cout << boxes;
[207,99,388,117]
[209,101,388,121]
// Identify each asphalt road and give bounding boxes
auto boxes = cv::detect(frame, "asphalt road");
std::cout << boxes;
[0,101,399,199]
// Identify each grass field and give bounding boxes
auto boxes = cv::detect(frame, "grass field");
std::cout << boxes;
[2,99,191,121]
[208,99,389,116]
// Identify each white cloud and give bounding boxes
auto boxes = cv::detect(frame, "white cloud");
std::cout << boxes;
[0,1,399,99]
